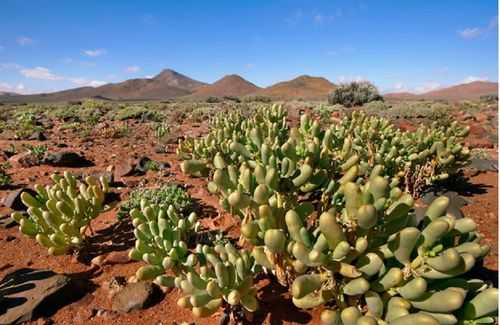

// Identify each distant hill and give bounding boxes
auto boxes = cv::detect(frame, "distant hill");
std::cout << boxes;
[190,74,260,98]
[385,81,498,101]
[255,75,335,100]
[0,91,19,96]
[0,69,206,102]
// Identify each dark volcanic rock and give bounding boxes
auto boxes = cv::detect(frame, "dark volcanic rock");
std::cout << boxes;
[0,269,74,324]
[42,151,93,167]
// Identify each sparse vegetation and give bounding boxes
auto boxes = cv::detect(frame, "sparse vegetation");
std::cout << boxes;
[117,184,194,220]
[328,81,383,107]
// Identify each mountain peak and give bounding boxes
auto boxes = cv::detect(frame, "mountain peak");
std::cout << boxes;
[152,68,206,90]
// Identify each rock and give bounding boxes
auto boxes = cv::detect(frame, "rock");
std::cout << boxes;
[42,151,93,167]
[104,276,127,299]
[0,268,73,324]
[114,159,136,179]
[0,210,16,229]
[8,152,39,168]
[2,188,37,210]
[154,144,166,154]
[469,158,498,172]
[111,282,159,313]
[135,156,169,173]
[28,132,47,141]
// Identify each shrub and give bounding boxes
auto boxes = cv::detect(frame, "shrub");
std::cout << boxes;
[328,81,383,107]
[117,184,194,220]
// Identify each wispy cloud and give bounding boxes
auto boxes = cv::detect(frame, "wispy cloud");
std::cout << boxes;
[458,16,498,39]
[16,36,34,46]
[69,78,106,87]
[414,81,441,94]
[245,63,255,69]
[0,82,26,94]
[20,66,106,88]
[20,67,64,80]
[458,28,482,39]
[82,48,107,57]
[0,45,4,52]
[144,75,154,79]
[125,65,141,73]
[337,75,366,83]
[462,76,488,84]
[287,8,341,26]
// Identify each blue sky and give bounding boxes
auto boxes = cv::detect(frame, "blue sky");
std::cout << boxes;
[0,0,498,94]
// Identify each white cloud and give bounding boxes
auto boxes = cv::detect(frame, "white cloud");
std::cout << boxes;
[144,75,154,79]
[337,75,366,83]
[458,27,482,39]
[69,78,106,87]
[0,82,27,94]
[16,36,34,46]
[20,67,64,80]
[245,63,255,69]
[125,66,141,73]
[458,16,498,40]
[82,49,107,57]
[462,76,488,84]
[414,82,441,94]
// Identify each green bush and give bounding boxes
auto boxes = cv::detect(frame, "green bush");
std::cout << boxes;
[328,81,383,107]
[117,184,194,220]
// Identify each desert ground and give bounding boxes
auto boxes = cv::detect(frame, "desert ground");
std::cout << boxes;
[0,92,497,325]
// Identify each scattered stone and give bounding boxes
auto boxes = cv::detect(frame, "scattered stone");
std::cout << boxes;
[111,282,159,313]
[104,276,127,299]
[469,158,498,172]
[0,268,73,324]
[0,211,16,229]
[5,235,16,242]
[28,131,47,141]
[2,188,37,210]
[42,151,93,167]
[114,159,136,179]
[8,152,39,168]
[154,144,166,154]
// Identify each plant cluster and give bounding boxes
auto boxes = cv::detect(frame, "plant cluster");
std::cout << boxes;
[171,104,497,323]
[118,184,194,220]
[11,172,109,255]
[328,82,383,108]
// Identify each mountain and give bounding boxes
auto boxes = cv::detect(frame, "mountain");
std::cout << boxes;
[152,69,206,91]
[0,69,206,102]
[385,81,498,101]
[0,91,19,96]
[190,74,261,97]
[255,75,336,99]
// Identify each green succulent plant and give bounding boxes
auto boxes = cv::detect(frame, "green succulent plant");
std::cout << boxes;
[11,172,109,255]
[176,104,496,323]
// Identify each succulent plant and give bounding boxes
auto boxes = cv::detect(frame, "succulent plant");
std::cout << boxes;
[176,104,496,323]
[129,202,259,319]
[11,172,108,255]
